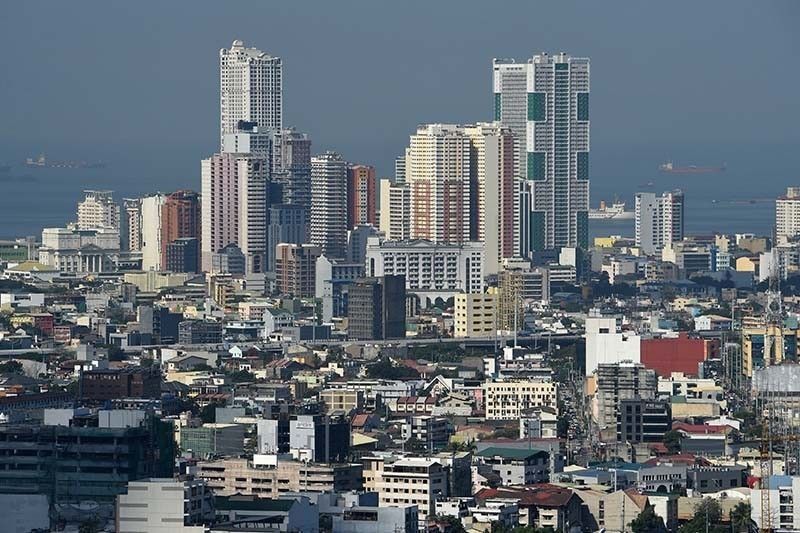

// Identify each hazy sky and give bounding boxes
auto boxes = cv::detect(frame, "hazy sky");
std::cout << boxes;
[1,0,798,184]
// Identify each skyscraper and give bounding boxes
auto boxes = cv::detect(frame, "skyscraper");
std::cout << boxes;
[776,187,800,243]
[140,193,166,271]
[494,53,590,251]
[346,164,376,228]
[161,190,201,268]
[272,128,312,209]
[219,40,282,144]
[407,124,471,244]
[201,126,271,273]
[123,198,142,252]
[310,151,348,258]
[77,190,120,230]
[379,179,411,241]
[463,123,516,275]
[635,190,685,255]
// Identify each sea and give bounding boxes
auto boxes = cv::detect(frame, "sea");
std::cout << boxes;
[0,141,792,241]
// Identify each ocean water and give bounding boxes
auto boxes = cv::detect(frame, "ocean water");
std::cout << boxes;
[0,141,791,240]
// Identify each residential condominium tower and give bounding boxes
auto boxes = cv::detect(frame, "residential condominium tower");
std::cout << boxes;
[346,164,377,228]
[201,126,271,273]
[635,190,685,255]
[77,190,120,230]
[219,40,282,145]
[311,151,348,258]
[407,124,471,244]
[777,187,800,243]
[494,53,590,252]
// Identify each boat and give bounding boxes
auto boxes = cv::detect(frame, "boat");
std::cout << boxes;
[659,161,726,174]
[588,200,634,220]
[25,153,106,169]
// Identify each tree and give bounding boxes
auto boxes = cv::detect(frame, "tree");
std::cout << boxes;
[663,430,682,454]
[199,403,218,423]
[729,502,751,533]
[228,370,255,383]
[434,515,466,533]
[679,498,727,533]
[366,358,419,379]
[0,360,23,374]
[630,505,666,533]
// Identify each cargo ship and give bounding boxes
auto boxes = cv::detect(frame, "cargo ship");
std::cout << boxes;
[659,161,725,174]
[25,153,106,169]
[588,200,634,220]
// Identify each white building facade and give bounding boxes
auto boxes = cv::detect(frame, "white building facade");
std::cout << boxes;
[635,190,684,255]
[310,151,348,259]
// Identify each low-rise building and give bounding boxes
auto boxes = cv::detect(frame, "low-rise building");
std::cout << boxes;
[117,478,214,533]
[475,447,550,485]
[483,379,558,421]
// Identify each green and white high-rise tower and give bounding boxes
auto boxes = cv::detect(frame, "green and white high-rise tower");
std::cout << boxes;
[493,52,590,252]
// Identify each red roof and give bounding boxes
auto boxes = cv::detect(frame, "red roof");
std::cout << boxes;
[351,414,370,427]
[672,421,728,435]
[476,484,575,508]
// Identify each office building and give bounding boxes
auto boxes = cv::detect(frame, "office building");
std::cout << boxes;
[165,237,199,273]
[179,319,223,345]
[494,53,590,251]
[201,125,271,273]
[272,128,312,209]
[407,124,471,244]
[454,293,496,338]
[161,190,201,267]
[289,415,350,463]
[116,478,214,533]
[315,255,364,321]
[275,243,321,297]
[365,236,484,305]
[475,447,550,485]
[777,187,800,243]
[347,275,406,340]
[81,366,162,401]
[635,190,685,255]
[347,164,376,228]
[219,39,282,143]
[311,151,348,258]
[267,204,307,272]
[616,399,672,444]
[0,417,173,504]
[180,423,246,456]
[197,456,363,496]
[141,193,167,271]
[483,379,558,420]
[77,190,120,230]
[38,226,120,273]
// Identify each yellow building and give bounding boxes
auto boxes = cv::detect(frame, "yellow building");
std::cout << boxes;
[593,236,618,248]
[453,293,496,338]
[735,256,758,273]
[742,323,800,377]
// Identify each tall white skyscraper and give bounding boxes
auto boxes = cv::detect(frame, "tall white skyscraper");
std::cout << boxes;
[407,124,471,244]
[76,190,120,230]
[463,123,516,276]
[201,126,271,273]
[219,39,282,144]
[776,187,800,243]
[635,190,684,255]
[140,194,166,271]
[310,151,348,258]
[494,53,590,252]
[123,198,142,252]
[379,179,411,241]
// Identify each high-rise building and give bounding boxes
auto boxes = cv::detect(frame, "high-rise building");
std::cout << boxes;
[219,40,282,144]
[272,128,312,208]
[165,237,199,274]
[275,243,321,297]
[394,152,407,184]
[77,190,120,230]
[635,190,685,255]
[347,275,406,340]
[494,53,590,251]
[379,180,411,241]
[141,194,166,271]
[463,123,516,275]
[777,187,800,243]
[267,204,308,272]
[201,126,271,273]
[407,124,471,244]
[346,164,376,228]
[160,190,201,269]
[123,198,142,251]
[311,151,348,258]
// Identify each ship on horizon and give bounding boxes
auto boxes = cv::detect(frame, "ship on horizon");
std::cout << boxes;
[659,161,726,174]
[25,153,106,169]
[588,200,634,220]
